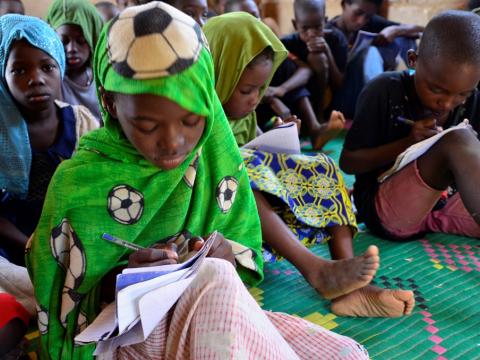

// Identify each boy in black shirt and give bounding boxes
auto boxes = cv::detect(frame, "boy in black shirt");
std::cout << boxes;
[282,0,348,118]
[330,0,423,50]
[341,11,480,243]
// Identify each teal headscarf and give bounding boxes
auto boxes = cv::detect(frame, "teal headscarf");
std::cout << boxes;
[0,14,66,198]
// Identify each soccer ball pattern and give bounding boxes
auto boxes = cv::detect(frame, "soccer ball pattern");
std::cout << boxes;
[50,219,87,328]
[183,151,200,188]
[36,303,49,335]
[216,176,238,213]
[107,1,205,79]
[107,185,144,225]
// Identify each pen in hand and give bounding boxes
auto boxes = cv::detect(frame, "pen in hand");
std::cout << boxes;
[102,233,145,251]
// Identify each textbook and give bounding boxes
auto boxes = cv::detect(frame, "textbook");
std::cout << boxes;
[348,30,400,69]
[74,232,218,354]
[243,122,301,154]
[378,120,470,183]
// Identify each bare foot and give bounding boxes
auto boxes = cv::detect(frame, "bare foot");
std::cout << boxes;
[311,110,346,150]
[305,245,380,300]
[331,285,415,317]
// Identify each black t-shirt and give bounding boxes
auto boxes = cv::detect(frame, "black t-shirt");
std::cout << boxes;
[281,27,348,73]
[343,70,480,237]
[329,15,399,47]
[362,14,398,33]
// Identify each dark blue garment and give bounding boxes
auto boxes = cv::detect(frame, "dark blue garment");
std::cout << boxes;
[0,104,77,262]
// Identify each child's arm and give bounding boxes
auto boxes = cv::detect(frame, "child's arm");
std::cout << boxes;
[270,58,312,97]
[0,217,28,253]
[306,36,344,89]
[340,118,440,174]
[376,24,424,44]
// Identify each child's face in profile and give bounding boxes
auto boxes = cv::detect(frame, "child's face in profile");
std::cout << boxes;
[56,24,91,72]
[175,0,208,27]
[223,58,273,120]
[106,93,206,170]
[293,9,325,43]
[4,40,61,114]
[413,57,480,119]
[341,0,377,33]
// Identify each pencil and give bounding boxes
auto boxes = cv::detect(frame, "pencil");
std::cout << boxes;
[396,116,415,126]
[102,233,145,251]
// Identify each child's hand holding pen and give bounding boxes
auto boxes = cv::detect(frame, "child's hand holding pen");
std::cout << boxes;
[127,242,178,268]
[102,233,179,268]
[397,116,443,143]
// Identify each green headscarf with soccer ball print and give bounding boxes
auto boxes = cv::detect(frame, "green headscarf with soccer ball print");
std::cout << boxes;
[26,2,263,359]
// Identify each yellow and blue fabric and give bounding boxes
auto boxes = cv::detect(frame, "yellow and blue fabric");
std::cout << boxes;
[205,13,357,260]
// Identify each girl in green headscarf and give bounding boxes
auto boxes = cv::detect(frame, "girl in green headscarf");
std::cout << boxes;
[26,3,369,359]
[203,14,411,317]
[47,0,104,122]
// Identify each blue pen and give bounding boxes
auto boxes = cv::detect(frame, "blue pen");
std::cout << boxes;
[102,233,145,251]
[396,116,415,126]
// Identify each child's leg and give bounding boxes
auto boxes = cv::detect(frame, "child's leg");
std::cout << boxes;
[309,54,329,119]
[416,128,480,228]
[253,191,379,300]
[376,129,480,238]
[327,228,415,318]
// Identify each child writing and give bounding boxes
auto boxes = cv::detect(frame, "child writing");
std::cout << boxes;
[26,3,369,358]
[0,14,98,266]
[46,0,104,124]
[204,12,415,318]
[341,10,480,243]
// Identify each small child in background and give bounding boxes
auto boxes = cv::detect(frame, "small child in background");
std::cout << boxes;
[164,0,209,26]
[207,0,225,16]
[94,0,120,22]
[330,0,423,53]
[341,10,480,243]
[224,0,280,35]
[0,0,24,15]
[46,0,104,124]
[283,0,348,123]
[0,14,99,265]
[224,0,340,149]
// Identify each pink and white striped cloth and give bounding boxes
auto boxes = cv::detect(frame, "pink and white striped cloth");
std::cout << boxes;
[115,258,368,359]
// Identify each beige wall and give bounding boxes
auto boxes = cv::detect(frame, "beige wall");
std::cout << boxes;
[24,0,469,30]
[263,0,469,36]
[23,0,52,18]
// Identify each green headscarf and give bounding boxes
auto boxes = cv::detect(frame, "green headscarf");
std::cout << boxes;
[203,12,287,146]
[27,3,262,359]
[46,0,104,53]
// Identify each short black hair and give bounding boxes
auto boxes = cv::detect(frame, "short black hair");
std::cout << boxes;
[469,0,480,10]
[293,0,325,19]
[418,10,480,67]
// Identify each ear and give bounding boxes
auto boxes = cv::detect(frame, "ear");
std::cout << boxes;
[407,50,418,69]
[341,0,346,10]
[292,19,297,31]
[99,86,117,119]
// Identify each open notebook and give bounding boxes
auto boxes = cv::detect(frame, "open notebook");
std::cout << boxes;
[378,120,470,183]
[74,232,217,354]
[243,122,300,154]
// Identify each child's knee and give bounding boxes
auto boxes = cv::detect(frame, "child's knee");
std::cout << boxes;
[438,127,479,149]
